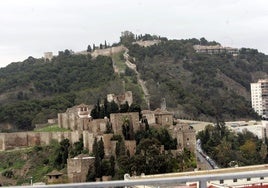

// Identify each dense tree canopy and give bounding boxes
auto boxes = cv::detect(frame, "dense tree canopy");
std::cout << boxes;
[0,34,267,131]
[197,124,267,167]
[127,38,267,121]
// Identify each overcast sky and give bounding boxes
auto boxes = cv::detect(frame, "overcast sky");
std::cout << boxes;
[0,0,268,67]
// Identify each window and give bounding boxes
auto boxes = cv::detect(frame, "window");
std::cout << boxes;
[233,179,237,182]
[260,177,264,180]
[220,180,224,184]
[247,178,251,181]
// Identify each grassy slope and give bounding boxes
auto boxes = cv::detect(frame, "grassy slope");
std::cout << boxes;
[0,142,64,186]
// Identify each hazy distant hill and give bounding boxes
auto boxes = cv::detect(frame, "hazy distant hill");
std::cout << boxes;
[0,33,267,131]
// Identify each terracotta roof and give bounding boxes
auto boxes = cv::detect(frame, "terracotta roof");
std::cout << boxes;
[46,170,63,176]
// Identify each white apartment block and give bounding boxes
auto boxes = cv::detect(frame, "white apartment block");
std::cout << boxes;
[251,79,268,119]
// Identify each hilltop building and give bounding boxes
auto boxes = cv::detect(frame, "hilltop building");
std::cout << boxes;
[142,108,173,127]
[0,96,197,183]
[251,79,268,119]
[44,52,53,61]
[58,103,93,131]
[107,91,133,106]
[193,45,238,55]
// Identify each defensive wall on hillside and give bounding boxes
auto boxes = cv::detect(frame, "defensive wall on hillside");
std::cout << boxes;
[0,131,81,151]
[0,131,137,159]
[0,103,196,157]
[110,112,140,135]
[75,45,126,58]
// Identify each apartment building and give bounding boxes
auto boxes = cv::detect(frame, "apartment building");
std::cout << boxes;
[251,79,268,119]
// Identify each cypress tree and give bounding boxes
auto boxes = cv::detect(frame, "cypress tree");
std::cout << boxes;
[98,138,105,160]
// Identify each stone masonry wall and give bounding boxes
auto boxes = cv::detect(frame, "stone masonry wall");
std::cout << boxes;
[91,46,125,58]
[67,156,95,183]
[0,134,4,150]
[83,131,94,153]
[125,140,136,156]
[100,134,113,157]
[0,131,81,151]
[110,112,140,135]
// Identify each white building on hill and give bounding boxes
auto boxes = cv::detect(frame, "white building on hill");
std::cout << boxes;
[251,79,268,119]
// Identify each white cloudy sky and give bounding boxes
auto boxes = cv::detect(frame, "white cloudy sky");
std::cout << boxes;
[0,0,268,67]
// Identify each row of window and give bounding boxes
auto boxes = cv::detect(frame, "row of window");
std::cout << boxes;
[219,177,264,184]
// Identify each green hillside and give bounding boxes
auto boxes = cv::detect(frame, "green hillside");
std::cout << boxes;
[0,33,267,131]
[127,37,268,121]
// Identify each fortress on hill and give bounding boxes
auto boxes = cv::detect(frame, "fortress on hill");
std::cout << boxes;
[0,92,196,160]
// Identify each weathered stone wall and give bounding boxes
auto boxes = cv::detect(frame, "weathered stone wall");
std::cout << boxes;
[91,46,125,58]
[133,40,161,47]
[110,141,117,157]
[0,134,5,150]
[110,112,140,135]
[125,140,136,156]
[107,91,133,106]
[67,155,95,183]
[155,114,173,127]
[27,132,41,146]
[4,132,28,150]
[142,111,156,125]
[58,110,91,131]
[100,134,113,157]
[88,119,108,134]
[173,124,196,153]
[183,131,196,153]
[0,131,82,151]
[83,131,94,153]
[40,132,51,145]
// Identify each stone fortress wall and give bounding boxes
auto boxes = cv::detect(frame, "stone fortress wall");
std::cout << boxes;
[0,94,196,156]
[0,131,81,151]
[75,45,126,58]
